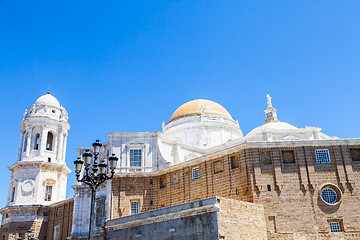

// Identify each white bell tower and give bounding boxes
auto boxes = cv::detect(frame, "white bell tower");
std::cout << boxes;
[7,92,71,206]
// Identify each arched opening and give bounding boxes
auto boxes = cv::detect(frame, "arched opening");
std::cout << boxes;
[34,133,40,150]
[46,132,54,151]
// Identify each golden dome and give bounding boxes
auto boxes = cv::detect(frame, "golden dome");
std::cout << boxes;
[169,99,233,122]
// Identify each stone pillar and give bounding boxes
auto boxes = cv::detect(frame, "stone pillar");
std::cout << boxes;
[40,127,47,156]
[25,127,33,157]
[61,133,68,162]
[17,129,25,161]
[53,130,58,153]
[57,131,64,162]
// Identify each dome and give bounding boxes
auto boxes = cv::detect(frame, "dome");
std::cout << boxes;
[246,121,298,136]
[169,99,233,122]
[35,93,60,108]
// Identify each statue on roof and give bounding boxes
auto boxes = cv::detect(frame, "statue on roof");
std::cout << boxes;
[266,93,272,108]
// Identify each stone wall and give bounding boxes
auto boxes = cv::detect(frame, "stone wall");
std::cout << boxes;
[110,143,360,239]
[46,198,74,240]
[106,197,266,240]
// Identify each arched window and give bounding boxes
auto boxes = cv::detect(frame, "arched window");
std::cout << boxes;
[46,132,54,151]
[34,133,40,150]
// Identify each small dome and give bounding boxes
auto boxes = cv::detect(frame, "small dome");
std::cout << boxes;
[246,121,298,136]
[35,93,60,108]
[169,99,233,122]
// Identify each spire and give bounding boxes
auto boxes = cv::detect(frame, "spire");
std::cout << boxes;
[264,93,278,123]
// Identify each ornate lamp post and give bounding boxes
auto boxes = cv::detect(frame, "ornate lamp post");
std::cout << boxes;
[73,140,118,240]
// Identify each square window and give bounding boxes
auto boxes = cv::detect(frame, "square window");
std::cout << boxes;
[230,155,239,169]
[261,151,271,165]
[282,150,295,164]
[131,201,139,215]
[329,222,341,232]
[130,149,142,167]
[315,149,331,163]
[192,167,200,181]
[350,148,360,162]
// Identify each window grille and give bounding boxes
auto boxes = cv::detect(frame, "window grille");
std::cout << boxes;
[192,167,200,181]
[261,151,271,165]
[131,201,139,215]
[321,188,337,204]
[282,150,295,164]
[130,149,142,167]
[315,149,331,163]
[329,222,341,232]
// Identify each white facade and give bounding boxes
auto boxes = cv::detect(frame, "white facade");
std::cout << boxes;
[6,93,71,207]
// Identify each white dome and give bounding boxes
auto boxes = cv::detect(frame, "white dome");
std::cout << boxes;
[247,121,298,136]
[35,93,60,108]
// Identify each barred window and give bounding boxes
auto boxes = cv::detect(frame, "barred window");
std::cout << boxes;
[350,148,360,162]
[282,150,295,164]
[329,222,341,232]
[315,149,331,163]
[130,149,142,167]
[131,201,139,215]
[321,188,337,204]
[261,151,271,165]
[192,167,200,181]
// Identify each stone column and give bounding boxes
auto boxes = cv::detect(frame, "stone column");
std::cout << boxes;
[61,133,68,162]
[57,131,64,162]
[53,130,58,153]
[17,129,25,161]
[40,127,47,156]
[25,127,33,157]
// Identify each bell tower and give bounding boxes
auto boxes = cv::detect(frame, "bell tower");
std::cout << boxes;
[9,92,71,205]
[0,92,71,239]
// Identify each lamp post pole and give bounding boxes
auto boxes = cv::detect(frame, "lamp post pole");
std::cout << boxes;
[74,140,118,240]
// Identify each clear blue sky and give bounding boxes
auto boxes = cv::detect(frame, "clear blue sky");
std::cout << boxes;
[1,0,360,207]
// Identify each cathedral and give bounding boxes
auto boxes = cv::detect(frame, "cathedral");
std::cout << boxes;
[1,92,360,240]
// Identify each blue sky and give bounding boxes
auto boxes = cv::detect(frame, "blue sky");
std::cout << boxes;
[1,0,360,207]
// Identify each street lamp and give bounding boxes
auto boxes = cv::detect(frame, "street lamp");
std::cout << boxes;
[74,140,118,240]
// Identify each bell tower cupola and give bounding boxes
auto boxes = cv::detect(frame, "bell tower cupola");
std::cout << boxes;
[7,92,71,206]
